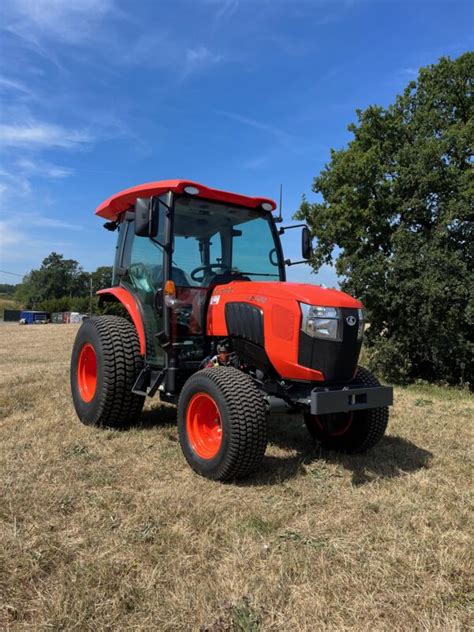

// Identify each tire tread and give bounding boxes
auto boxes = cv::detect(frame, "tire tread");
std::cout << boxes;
[178,367,267,481]
[71,315,144,427]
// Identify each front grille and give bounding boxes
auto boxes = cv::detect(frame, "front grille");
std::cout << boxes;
[298,307,362,382]
[225,302,264,346]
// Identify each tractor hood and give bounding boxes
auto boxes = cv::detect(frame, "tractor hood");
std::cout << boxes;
[212,281,362,309]
[207,280,363,382]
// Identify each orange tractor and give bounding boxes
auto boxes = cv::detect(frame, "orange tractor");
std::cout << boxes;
[71,180,393,480]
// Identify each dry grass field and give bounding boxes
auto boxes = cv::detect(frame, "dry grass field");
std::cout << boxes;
[0,323,472,631]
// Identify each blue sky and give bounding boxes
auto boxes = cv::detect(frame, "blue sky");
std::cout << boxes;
[0,0,472,287]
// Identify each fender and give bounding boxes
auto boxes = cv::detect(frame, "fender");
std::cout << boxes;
[97,287,146,355]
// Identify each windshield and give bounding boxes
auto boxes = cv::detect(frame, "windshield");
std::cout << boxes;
[172,197,282,287]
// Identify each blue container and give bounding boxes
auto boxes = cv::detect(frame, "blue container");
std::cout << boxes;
[20,310,49,324]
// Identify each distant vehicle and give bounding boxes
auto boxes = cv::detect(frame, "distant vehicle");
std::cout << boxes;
[19,310,49,325]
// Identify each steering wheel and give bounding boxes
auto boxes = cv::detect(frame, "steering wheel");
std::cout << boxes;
[190,263,230,282]
[269,248,279,266]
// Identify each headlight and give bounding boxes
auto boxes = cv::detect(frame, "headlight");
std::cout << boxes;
[357,308,365,340]
[300,304,342,341]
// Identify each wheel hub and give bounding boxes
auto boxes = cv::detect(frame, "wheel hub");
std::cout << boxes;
[186,392,223,459]
[77,343,97,402]
[315,411,353,436]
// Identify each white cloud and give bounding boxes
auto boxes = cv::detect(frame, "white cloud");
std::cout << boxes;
[3,0,115,44]
[3,1,223,81]
[0,220,23,248]
[0,157,75,252]
[0,218,73,266]
[206,0,240,21]
[400,67,419,77]
[117,33,223,80]
[0,213,80,272]
[243,156,269,170]
[15,158,74,178]
[186,46,222,66]
[0,121,92,149]
[0,76,35,96]
[28,215,82,231]
[0,168,31,200]
[216,109,293,144]
[181,46,222,79]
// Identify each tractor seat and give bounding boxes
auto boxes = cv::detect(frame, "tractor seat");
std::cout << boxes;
[151,265,191,287]
[205,271,250,287]
[171,266,192,287]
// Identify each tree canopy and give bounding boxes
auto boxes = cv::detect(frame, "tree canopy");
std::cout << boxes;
[15,253,112,313]
[296,53,473,386]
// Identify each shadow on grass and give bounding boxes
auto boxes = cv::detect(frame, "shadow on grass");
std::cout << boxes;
[127,407,433,488]
[138,405,177,428]
[242,413,434,487]
[326,436,434,487]
[118,404,177,431]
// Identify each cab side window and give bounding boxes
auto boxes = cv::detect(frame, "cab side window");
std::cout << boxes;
[121,197,167,367]
[123,197,167,292]
[129,237,164,292]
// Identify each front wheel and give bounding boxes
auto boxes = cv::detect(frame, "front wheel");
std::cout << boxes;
[304,367,389,453]
[177,367,267,481]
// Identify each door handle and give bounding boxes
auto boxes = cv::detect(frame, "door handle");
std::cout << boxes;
[154,289,163,316]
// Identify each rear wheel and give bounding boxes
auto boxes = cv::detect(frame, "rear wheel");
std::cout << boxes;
[304,367,389,453]
[70,315,145,428]
[178,367,267,481]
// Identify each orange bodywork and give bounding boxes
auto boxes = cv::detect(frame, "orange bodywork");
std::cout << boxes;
[207,281,362,382]
[96,179,277,221]
[97,287,146,355]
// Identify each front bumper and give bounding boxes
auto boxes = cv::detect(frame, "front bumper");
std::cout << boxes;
[310,385,393,416]
[298,307,362,382]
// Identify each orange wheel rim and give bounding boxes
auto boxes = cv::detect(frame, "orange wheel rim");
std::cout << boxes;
[77,343,97,402]
[186,392,223,459]
[315,411,353,436]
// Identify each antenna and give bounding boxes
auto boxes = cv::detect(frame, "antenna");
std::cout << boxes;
[277,183,283,223]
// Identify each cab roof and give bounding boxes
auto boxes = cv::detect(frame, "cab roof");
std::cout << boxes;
[96,179,277,221]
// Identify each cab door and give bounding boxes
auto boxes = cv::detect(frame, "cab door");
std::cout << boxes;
[120,203,167,368]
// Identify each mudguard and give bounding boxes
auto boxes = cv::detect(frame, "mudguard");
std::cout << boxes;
[97,287,146,355]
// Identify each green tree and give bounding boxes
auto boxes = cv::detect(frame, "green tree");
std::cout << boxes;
[15,252,88,309]
[91,266,113,293]
[296,53,473,386]
[15,255,114,313]
[0,283,17,294]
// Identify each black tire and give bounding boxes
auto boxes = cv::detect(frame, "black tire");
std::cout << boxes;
[70,315,145,428]
[177,367,267,481]
[304,367,389,453]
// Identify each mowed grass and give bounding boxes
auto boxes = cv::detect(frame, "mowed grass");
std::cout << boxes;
[0,324,472,631]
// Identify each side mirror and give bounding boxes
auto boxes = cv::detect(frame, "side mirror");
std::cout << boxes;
[301,226,313,260]
[134,197,158,237]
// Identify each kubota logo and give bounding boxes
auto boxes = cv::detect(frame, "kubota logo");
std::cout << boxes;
[346,316,357,326]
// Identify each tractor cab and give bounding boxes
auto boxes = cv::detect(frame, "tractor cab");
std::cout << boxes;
[97,180,291,374]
